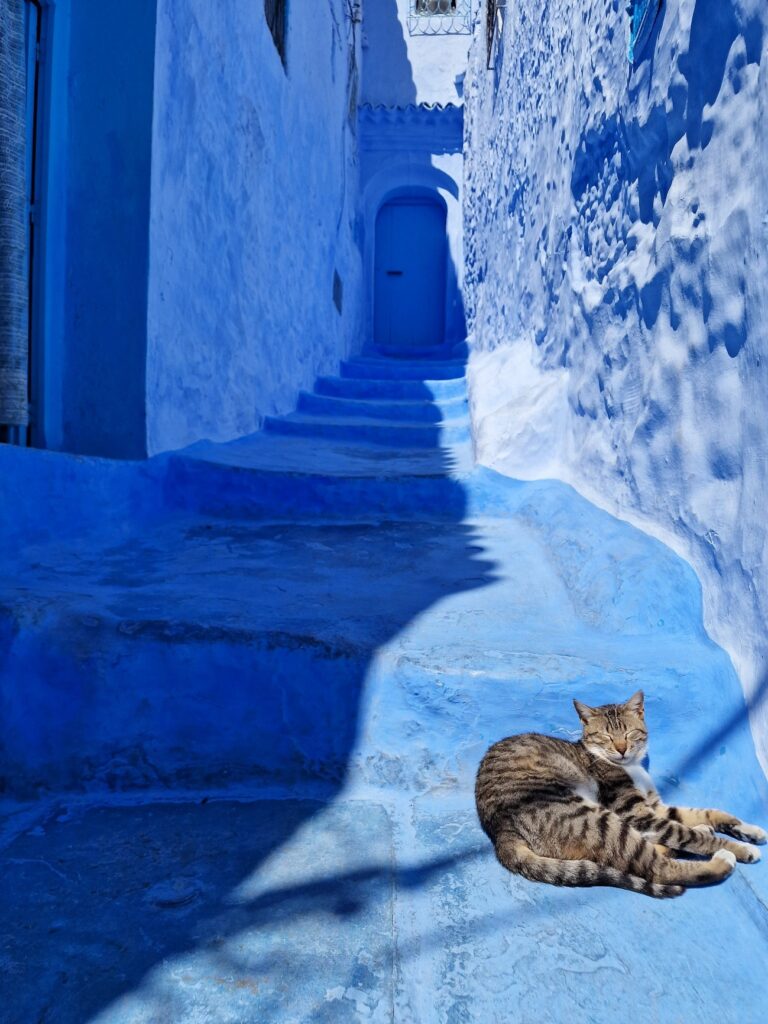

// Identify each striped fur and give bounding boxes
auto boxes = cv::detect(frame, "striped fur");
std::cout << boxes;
[475,692,766,898]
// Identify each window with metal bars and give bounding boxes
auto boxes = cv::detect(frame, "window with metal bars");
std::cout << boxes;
[408,0,471,35]
[415,0,458,12]
[264,0,287,63]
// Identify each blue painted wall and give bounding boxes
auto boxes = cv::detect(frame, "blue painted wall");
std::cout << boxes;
[145,1,364,454]
[463,0,768,771]
[61,0,156,458]
[32,1,363,458]
[27,0,469,455]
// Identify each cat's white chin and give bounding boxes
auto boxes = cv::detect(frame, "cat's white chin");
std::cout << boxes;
[607,753,643,766]
[619,746,648,767]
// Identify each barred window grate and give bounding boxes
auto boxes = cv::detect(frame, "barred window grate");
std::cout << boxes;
[264,0,287,63]
[408,0,472,36]
[415,0,457,12]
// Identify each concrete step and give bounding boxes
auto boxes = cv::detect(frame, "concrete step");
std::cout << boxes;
[297,390,468,423]
[165,433,481,521]
[263,411,471,447]
[315,374,467,401]
[340,358,466,381]
[1,506,743,798]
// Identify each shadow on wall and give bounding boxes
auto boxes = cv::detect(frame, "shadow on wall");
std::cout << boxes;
[362,0,418,106]
[568,0,763,358]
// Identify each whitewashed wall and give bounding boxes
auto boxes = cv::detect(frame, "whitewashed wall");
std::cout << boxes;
[146,1,363,453]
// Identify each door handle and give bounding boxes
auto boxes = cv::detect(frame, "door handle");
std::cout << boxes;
[386,270,404,276]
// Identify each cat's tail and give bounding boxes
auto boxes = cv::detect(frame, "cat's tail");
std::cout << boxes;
[494,832,684,899]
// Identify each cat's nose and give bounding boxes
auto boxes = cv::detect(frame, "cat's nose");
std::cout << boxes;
[615,740,628,755]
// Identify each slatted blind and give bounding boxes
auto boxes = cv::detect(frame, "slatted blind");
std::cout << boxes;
[0,0,29,429]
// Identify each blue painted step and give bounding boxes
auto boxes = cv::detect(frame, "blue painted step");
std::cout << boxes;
[341,359,466,381]
[167,450,472,521]
[263,411,471,447]
[315,374,467,402]
[297,390,467,423]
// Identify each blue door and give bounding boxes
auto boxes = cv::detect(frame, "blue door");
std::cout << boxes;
[374,197,447,351]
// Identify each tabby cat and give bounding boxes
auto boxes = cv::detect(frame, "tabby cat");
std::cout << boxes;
[475,691,767,898]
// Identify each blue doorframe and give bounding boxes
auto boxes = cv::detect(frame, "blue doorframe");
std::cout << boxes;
[373,193,447,353]
[24,0,44,446]
[19,0,72,451]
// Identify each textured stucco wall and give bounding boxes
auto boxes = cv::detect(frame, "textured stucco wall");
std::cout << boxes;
[146,1,363,454]
[361,0,470,106]
[463,0,768,769]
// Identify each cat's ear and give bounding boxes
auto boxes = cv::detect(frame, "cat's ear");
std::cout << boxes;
[624,690,645,717]
[573,699,595,724]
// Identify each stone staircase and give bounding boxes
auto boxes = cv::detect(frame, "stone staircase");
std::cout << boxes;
[2,351,768,1024]
[164,353,478,522]
[263,357,471,448]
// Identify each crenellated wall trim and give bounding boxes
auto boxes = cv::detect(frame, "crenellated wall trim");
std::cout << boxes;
[358,102,463,155]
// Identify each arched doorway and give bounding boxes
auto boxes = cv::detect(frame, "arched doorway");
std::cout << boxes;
[373,193,447,352]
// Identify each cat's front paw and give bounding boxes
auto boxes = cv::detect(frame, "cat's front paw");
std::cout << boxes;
[729,822,768,845]
[727,842,762,864]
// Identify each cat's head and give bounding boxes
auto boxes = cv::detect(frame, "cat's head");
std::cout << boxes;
[573,691,647,765]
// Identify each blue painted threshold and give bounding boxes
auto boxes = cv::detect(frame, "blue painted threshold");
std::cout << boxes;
[1,354,767,1022]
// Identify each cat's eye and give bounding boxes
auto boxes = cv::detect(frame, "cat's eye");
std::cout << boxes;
[627,730,645,739]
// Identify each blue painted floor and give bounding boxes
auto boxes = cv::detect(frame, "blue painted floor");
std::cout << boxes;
[2,355,767,1022]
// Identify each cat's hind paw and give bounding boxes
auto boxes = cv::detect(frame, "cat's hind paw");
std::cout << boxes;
[729,822,768,845]
[711,850,737,879]
[713,849,737,867]
[729,842,761,864]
